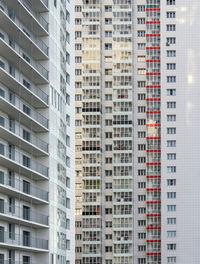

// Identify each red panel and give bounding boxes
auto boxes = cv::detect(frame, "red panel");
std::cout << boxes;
[146,60,160,63]
[147,163,161,166]
[146,137,161,140]
[146,47,160,50]
[146,111,161,114]
[146,188,161,191]
[147,253,161,256]
[146,8,160,11]
[146,21,160,24]
[146,85,161,88]
[147,214,161,217]
[146,98,160,101]
[147,201,161,204]
[146,73,160,76]
[146,176,161,178]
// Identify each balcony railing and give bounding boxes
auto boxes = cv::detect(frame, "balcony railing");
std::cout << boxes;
[0,28,48,80]
[0,115,48,153]
[0,0,48,56]
[0,202,48,225]
[18,0,48,32]
[0,173,48,201]
[0,146,48,177]
[0,230,48,250]
[0,85,48,129]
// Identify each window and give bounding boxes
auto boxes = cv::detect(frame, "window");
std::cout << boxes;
[105,246,112,252]
[167,89,176,95]
[105,94,112,101]
[167,244,176,250]
[138,220,146,226]
[138,119,146,125]
[167,140,176,147]
[167,63,176,70]
[138,131,146,138]
[138,182,146,188]
[138,5,145,12]
[105,18,112,24]
[167,0,175,5]
[105,221,112,227]
[167,205,176,211]
[167,192,176,199]
[167,25,176,31]
[138,144,146,151]
[75,44,82,50]
[75,56,82,63]
[167,12,176,18]
[138,18,145,24]
[23,155,30,168]
[167,37,176,44]
[105,196,112,202]
[138,245,146,252]
[167,179,176,186]
[66,52,70,64]
[75,19,82,25]
[167,127,176,134]
[167,50,176,57]
[138,68,146,75]
[66,177,70,188]
[23,105,31,116]
[23,129,30,142]
[105,183,112,189]
[138,207,146,214]
[138,106,146,113]
[105,208,112,214]
[167,231,176,237]
[167,257,176,263]
[66,156,70,167]
[23,205,30,220]
[105,145,112,151]
[138,81,146,88]
[167,102,176,108]
[138,169,146,176]
[138,233,146,239]
[105,132,112,138]
[66,198,70,209]
[167,76,176,83]
[167,218,176,224]
[105,31,112,37]
[167,153,176,160]
[138,195,146,201]
[105,6,112,12]
[105,44,112,50]
[66,135,70,147]
[23,231,30,247]
[138,157,146,163]
[138,43,146,50]
[75,69,82,76]
[138,31,145,37]
[167,115,176,121]
[66,240,70,250]
[23,180,30,194]
[75,31,82,38]
[167,166,176,173]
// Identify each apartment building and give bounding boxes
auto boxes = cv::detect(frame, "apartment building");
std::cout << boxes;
[75,0,200,264]
[0,0,75,263]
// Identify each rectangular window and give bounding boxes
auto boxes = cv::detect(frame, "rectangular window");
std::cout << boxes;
[167,140,176,147]
[167,205,176,211]
[167,128,176,134]
[167,115,176,121]
[167,179,176,186]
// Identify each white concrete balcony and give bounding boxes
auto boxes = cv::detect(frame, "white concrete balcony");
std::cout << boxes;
[0,60,48,108]
[7,0,48,35]
[0,1,48,59]
[0,33,48,83]
[0,146,48,180]
[0,202,48,227]
[0,173,48,203]
[0,116,48,156]
[0,84,48,132]
[0,230,48,251]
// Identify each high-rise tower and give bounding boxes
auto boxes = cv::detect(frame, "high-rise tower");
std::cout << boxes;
[0,0,75,263]
[75,0,200,264]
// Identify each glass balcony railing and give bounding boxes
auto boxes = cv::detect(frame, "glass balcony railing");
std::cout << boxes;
[0,85,48,129]
[0,28,48,80]
[0,0,48,56]
[0,173,48,201]
[0,115,48,153]
[0,230,48,250]
[0,145,48,177]
[0,202,48,225]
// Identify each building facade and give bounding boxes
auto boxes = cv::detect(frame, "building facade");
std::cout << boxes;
[0,0,75,263]
[75,0,200,264]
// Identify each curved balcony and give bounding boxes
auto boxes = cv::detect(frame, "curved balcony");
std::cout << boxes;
[0,1,48,58]
[0,202,48,227]
[0,115,48,156]
[0,173,48,203]
[0,57,48,107]
[0,33,48,83]
[0,145,48,179]
[0,85,48,132]
[0,231,48,251]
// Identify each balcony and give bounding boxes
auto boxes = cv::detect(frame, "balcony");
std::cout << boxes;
[0,145,48,179]
[0,230,48,251]
[0,202,48,227]
[0,60,48,108]
[0,84,48,132]
[0,173,48,203]
[0,115,48,156]
[0,1,48,58]
[0,33,48,83]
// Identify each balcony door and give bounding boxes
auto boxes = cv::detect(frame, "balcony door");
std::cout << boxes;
[0,226,4,242]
